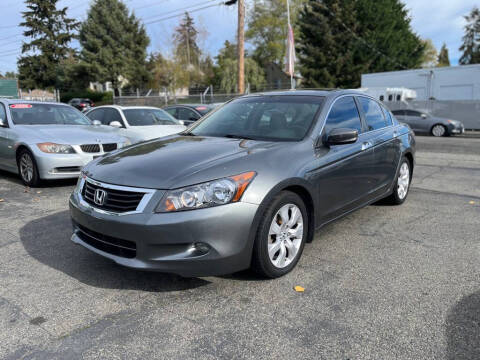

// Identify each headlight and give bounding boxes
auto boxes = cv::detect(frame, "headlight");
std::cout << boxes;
[37,142,75,154]
[156,171,256,212]
[74,173,86,193]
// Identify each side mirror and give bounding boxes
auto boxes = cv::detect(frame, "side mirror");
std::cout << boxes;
[325,128,358,146]
[421,114,427,119]
[92,120,102,126]
[109,121,122,128]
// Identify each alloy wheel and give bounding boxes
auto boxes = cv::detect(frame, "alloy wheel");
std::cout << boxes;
[432,125,445,137]
[268,203,304,268]
[20,153,34,183]
[397,162,410,200]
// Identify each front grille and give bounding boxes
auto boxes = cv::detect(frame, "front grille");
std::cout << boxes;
[81,144,100,153]
[82,181,145,213]
[74,222,136,258]
[102,143,117,152]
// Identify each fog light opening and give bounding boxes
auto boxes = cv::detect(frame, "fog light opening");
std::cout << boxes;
[190,242,210,256]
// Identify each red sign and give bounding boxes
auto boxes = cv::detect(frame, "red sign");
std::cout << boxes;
[195,106,207,111]
[9,104,32,109]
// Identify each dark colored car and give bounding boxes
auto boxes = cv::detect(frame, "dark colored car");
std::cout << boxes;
[163,104,216,125]
[70,90,415,278]
[68,98,95,112]
[391,109,464,137]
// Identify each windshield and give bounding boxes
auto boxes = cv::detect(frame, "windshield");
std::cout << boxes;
[189,96,324,141]
[123,108,180,126]
[10,103,91,125]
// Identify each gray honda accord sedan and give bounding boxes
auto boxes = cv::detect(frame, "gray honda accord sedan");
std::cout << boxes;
[69,90,415,278]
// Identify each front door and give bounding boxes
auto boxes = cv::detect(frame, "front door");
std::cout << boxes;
[309,96,378,223]
[0,103,17,172]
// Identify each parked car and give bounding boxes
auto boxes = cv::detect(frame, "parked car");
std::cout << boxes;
[163,104,216,125]
[85,106,186,143]
[70,90,415,278]
[0,100,130,186]
[68,98,95,112]
[391,109,464,137]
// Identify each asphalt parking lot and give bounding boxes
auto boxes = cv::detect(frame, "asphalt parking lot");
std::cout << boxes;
[0,135,479,360]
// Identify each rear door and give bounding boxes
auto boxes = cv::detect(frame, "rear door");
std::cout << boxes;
[357,96,401,194]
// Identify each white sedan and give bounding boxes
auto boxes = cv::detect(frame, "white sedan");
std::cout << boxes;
[85,106,186,143]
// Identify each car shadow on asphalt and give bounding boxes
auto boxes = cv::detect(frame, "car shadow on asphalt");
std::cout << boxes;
[18,210,210,292]
[445,291,480,359]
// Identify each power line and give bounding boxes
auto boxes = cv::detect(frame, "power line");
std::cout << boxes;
[144,2,225,25]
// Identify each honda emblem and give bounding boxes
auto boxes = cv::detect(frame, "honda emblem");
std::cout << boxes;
[94,189,107,206]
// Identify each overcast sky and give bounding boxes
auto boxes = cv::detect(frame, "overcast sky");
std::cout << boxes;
[0,0,477,74]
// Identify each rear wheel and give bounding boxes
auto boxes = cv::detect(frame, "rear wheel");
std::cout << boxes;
[384,157,411,205]
[17,149,40,187]
[431,124,446,137]
[251,191,308,278]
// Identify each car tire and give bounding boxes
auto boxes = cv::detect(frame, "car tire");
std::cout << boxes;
[251,191,308,278]
[17,148,41,187]
[431,124,447,137]
[384,157,411,205]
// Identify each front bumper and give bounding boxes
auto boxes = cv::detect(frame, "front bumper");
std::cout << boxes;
[69,189,260,277]
[448,123,465,135]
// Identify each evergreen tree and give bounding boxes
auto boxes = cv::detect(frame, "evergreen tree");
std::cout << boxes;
[297,0,363,88]
[459,7,480,65]
[297,0,424,88]
[246,0,305,67]
[173,12,201,68]
[79,0,150,93]
[18,0,79,89]
[437,43,450,67]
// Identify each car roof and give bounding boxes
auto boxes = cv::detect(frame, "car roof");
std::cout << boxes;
[164,104,215,109]
[234,89,369,99]
[0,99,69,106]
[89,105,163,111]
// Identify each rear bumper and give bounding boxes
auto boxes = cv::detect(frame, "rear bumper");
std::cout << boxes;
[69,191,259,277]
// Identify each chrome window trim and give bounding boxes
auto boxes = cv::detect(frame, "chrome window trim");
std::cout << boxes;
[77,176,156,216]
[317,94,363,137]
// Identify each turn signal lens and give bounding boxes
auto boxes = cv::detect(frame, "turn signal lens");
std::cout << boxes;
[156,171,256,212]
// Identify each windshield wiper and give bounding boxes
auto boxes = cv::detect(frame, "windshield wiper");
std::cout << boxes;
[223,134,256,140]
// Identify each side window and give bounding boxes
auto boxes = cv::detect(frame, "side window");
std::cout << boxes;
[324,96,362,134]
[382,107,393,125]
[391,110,404,116]
[396,95,401,101]
[404,110,421,117]
[379,95,384,101]
[358,97,388,131]
[86,109,104,123]
[103,108,124,126]
[388,95,393,101]
[165,108,177,118]
[0,103,7,126]
[178,108,200,121]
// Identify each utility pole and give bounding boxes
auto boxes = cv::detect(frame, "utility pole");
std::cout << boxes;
[225,0,244,94]
[237,0,245,94]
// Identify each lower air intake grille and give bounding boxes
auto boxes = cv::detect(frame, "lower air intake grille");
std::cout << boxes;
[74,222,136,258]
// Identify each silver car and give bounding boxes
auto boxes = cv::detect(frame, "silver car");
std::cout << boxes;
[391,109,465,136]
[0,99,130,186]
[85,105,186,143]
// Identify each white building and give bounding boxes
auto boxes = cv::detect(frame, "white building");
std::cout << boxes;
[361,64,480,101]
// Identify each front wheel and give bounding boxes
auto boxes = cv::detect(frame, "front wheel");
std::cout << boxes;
[17,149,41,187]
[431,124,447,137]
[251,191,308,278]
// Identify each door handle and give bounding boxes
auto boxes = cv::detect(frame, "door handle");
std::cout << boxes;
[361,141,373,151]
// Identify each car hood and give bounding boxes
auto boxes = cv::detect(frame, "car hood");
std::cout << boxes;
[16,125,126,144]
[125,125,186,142]
[83,135,286,189]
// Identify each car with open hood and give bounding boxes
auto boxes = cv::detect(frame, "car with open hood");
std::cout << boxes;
[70,90,415,278]
[0,100,130,186]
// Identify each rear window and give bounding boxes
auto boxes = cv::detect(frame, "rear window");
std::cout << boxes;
[194,105,214,115]
[10,103,91,125]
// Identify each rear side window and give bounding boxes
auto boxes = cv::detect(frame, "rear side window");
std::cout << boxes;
[358,97,388,131]
[324,96,362,134]
[404,110,421,117]
[178,107,200,121]
[391,110,404,116]
[164,108,177,117]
